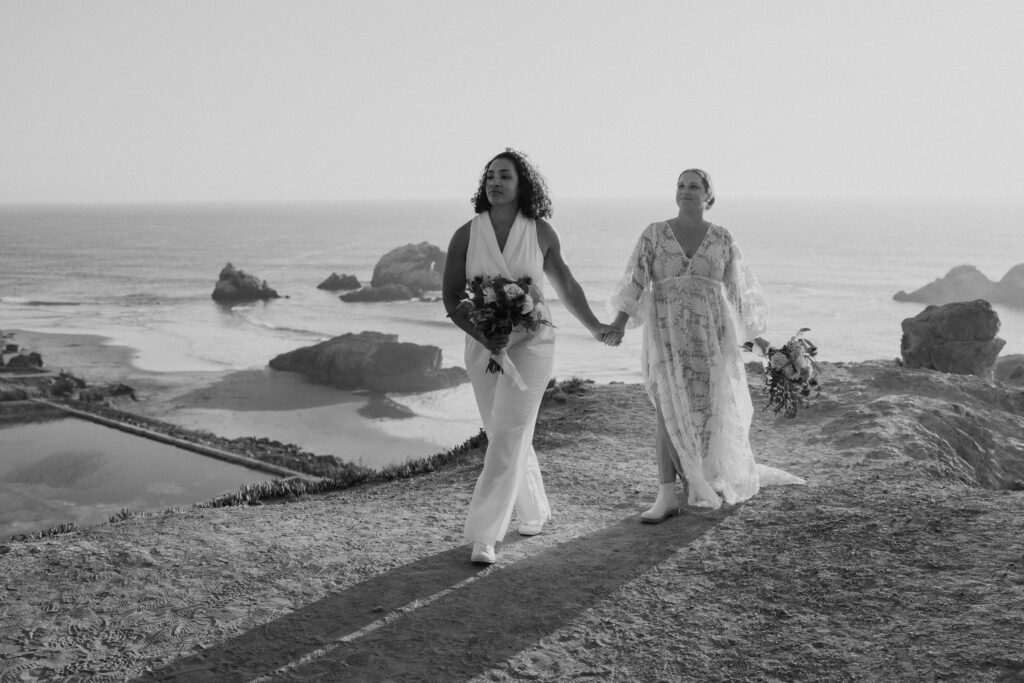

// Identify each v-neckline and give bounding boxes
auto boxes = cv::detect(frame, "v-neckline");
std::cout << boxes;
[494,226,512,254]
[489,211,518,256]
[666,220,710,260]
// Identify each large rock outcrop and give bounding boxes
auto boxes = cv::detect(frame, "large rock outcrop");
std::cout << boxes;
[894,264,1024,308]
[211,263,281,303]
[268,331,468,393]
[371,242,444,291]
[900,300,1005,377]
[341,243,445,303]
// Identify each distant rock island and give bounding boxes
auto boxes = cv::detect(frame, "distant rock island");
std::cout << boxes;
[211,263,281,303]
[894,264,1024,308]
[340,242,444,303]
[316,273,360,291]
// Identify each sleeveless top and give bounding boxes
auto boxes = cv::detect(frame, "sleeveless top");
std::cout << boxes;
[466,211,546,287]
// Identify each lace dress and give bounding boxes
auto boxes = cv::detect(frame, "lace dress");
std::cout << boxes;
[462,211,556,545]
[610,221,804,508]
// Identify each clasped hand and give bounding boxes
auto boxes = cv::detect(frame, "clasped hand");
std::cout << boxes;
[594,323,624,347]
[484,323,621,352]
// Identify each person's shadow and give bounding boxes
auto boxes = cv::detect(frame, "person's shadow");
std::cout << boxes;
[137,509,731,682]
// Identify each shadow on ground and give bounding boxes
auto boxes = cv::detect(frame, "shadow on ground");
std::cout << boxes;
[138,510,731,682]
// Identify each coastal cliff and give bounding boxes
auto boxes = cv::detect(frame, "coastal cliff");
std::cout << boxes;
[1,360,1023,680]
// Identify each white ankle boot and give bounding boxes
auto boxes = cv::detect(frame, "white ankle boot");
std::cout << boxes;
[641,483,680,524]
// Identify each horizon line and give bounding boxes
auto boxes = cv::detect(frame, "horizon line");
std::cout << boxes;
[3,194,1024,208]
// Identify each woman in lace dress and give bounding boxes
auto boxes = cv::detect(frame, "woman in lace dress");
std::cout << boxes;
[605,169,804,522]
[442,149,611,564]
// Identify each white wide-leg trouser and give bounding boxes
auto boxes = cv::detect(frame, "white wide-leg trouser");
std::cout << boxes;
[463,328,554,545]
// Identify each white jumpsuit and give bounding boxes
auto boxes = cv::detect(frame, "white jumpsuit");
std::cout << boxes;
[462,211,555,545]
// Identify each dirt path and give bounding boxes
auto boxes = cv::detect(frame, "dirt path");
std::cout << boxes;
[1,366,1023,682]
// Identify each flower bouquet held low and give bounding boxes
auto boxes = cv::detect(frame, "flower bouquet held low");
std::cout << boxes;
[452,275,552,388]
[745,328,821,418]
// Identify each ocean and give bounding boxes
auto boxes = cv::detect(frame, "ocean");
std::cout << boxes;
[2,198,1022,371]
[1,197,1022,421]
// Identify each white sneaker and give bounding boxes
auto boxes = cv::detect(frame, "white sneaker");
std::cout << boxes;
[470,543,496,564]
[517,521,544,536]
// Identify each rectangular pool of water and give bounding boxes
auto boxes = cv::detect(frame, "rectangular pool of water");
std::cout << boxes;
[0,417,278,540]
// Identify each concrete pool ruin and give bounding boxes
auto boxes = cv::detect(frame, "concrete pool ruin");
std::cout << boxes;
[0,398,316,540]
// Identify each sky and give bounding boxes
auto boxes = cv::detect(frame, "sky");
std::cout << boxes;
[2,0,1023,203]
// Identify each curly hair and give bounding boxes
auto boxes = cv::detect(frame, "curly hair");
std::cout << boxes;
[472,148,553,219]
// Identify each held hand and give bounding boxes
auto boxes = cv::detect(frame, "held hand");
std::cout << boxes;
[603,312,629,347]
[597,323,625,347]
[589,323,611,342]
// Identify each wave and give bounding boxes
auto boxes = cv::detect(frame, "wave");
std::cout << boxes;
[2,293,199,308]
[113,293,197,306]
[0,297,82,307]
[418,319,455,329]
[230,308,328,338]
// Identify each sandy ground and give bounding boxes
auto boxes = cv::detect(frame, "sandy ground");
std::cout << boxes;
[1,336,1023,681]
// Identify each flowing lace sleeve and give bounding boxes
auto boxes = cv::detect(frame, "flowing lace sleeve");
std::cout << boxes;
[723,234,769,340]
[608,225,655,328]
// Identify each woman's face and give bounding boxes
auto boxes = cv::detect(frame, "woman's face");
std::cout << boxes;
[485,157,520,209]
[676,171,707,209]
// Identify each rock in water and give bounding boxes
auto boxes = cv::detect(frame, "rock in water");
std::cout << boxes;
[337,242,446,302]
[339,284,415,302]
[370,242,445,293]
[212,263,281,302]
[268,331,468,393]
[900,300,1005,378]
[894,264,1024,308]
[317,273,361,291]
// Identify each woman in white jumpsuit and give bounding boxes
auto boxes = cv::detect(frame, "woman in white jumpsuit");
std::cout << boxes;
[442,149,612,564]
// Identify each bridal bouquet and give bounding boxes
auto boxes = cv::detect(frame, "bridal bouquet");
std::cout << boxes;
[453,275,552,384]
[747,328,821,418]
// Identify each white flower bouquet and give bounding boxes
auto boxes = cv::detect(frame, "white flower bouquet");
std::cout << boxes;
[454,275,552,379]
[748,328,821,418]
